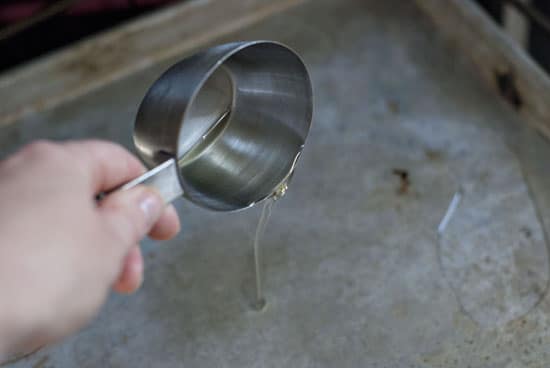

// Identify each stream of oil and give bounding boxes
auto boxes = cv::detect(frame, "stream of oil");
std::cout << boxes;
[251,182,288,311]
[172,107,295,312]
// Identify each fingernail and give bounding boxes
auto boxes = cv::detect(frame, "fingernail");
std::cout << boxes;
[139,190,163,226]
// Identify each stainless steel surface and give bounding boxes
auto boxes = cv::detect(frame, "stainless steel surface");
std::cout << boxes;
[134,41,313,211]
[120,159,182,203]
[116,109,230,203]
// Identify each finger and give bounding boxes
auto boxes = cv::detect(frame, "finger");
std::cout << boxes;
[113,246,144,294]
[99,186,164,253]
[62,140,145,192]
[148,205,181,241]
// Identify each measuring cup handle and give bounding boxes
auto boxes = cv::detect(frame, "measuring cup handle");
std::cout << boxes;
[118,158,183,204]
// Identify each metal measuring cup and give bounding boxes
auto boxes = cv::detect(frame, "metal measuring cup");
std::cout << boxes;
[120,41,313,211]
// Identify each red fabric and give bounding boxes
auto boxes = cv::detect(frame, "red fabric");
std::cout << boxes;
[0,0,175,23]
[69,0,174,15]
[0,1,45,22]
[69,0,133,15]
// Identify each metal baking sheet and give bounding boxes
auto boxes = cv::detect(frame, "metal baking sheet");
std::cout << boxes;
[3,0,550,366]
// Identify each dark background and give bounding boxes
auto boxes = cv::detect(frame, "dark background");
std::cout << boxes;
[0,1,549,74]
[0,0,179,73]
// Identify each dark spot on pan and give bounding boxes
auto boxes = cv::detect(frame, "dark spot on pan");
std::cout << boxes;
[386,99,400,114]
[392,168,410,195]
[520,226,532,239]
[425,149,442,160]
[494,70,522,110]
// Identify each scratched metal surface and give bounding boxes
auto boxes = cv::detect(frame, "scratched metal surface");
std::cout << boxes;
[3,0,550,367]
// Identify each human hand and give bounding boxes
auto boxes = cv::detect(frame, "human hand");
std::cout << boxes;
[0,140,180,356]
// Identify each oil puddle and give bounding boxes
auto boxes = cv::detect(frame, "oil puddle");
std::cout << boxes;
[437,156,549,328]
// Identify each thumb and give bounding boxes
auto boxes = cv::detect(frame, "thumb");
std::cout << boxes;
[99,186,164,249]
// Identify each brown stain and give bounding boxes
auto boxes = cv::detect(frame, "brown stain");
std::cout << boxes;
[391,301,409,319]
[494,69,523,110]
[59,41,133,83]
[392,168,410,195]
[32,356,49,368]
[386,99,400,114]
[64,58,101,76]
[505,315,538,336]
[425,149,442,161]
